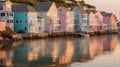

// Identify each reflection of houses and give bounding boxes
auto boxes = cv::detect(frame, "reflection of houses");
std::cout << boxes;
[103,35,117,52]
[0,0,14,30]
[73,37,91,62]
[59,38,74,64]
[13,42,31,66]
[58,7,74,32]
[13,35,117,66]
[0,50,13,67]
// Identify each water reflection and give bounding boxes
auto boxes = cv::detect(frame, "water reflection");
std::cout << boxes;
[0,35,118,67]
[0,50,13,67]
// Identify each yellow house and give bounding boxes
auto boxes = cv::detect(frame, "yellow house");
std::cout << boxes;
[34,2,60,33]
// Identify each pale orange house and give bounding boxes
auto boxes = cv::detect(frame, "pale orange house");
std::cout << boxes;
[0,20,6,31]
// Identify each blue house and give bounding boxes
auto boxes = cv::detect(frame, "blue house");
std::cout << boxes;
[73,7,82,32]
[12,3,45,33]
[73,5,90,32]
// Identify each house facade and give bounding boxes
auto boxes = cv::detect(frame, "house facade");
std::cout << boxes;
[0,0,14,30]
[58,7,74,32]
[12,3,45,33]
[101,12,112,31]
[73,7,82,32]
[94,11,105,31]
[34,2,60,33]
[66,9,74,32]
[0,20,6,31]
[110,14,117,30]
[73,5,89,32]
[89,11,97,32]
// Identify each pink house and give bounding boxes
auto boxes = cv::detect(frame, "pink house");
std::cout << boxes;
[89,11,98,32]
[0,20,6,31]
[58,7,67,32]
[0,0,14,30]
[89,11,103,32]
[89,11,110,32]
[58,7,74,32]
[101,12,112,31]
[94,11,104,31]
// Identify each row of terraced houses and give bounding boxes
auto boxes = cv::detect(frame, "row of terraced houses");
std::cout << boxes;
[0,0,118,33]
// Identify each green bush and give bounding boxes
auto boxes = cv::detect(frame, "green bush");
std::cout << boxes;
[0,28,16,38]
[6,28,16,34]
[17,30,26,33]
[0,31,12,39]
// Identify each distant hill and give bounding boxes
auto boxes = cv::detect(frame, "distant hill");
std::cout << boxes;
[10,0,96,9]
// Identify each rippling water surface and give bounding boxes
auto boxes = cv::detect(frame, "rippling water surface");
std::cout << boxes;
[0,34,120,67]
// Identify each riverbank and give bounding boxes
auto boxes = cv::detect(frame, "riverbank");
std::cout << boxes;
[0,30,119,42]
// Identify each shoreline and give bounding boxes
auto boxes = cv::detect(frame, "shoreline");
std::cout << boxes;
[0,31,118,42]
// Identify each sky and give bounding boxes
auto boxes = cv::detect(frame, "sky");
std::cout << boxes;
[76,0,120,19]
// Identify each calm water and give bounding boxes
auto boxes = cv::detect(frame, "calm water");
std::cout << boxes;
[0,34,120,67]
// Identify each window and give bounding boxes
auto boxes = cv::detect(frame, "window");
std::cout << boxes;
[20,20,22,23]
[59,20,61,24]
[7,13,9,16]
[10,13,13,16]
[0,4,3,10]
[75,20,79,24]
[1,13,5,16]
[11,20,13,23]
[24,27,27,31]
[82,20,87,23]
[39,26,41,30]
[75,26,79,30]
[7,20,9,23]
[25,20,27,23]
[82,14,86,18]
[76,15,79,18]
[16,20,18,23]
[25,14,27,16]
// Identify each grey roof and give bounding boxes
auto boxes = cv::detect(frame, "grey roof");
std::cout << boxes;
[34,2,53,12]
[101,12,112,17]
[0,0,7,2]
[87,9,97,14]
[12,3,36,12]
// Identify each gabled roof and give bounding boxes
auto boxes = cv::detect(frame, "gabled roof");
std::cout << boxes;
[101,12,112,17]
[59,7,73,12]
[87,9,97,14]
[12,3,36,12]
[34,2,53,12]
[77,6,87,14]
[73,5,87,14]
[59,7,69,11]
